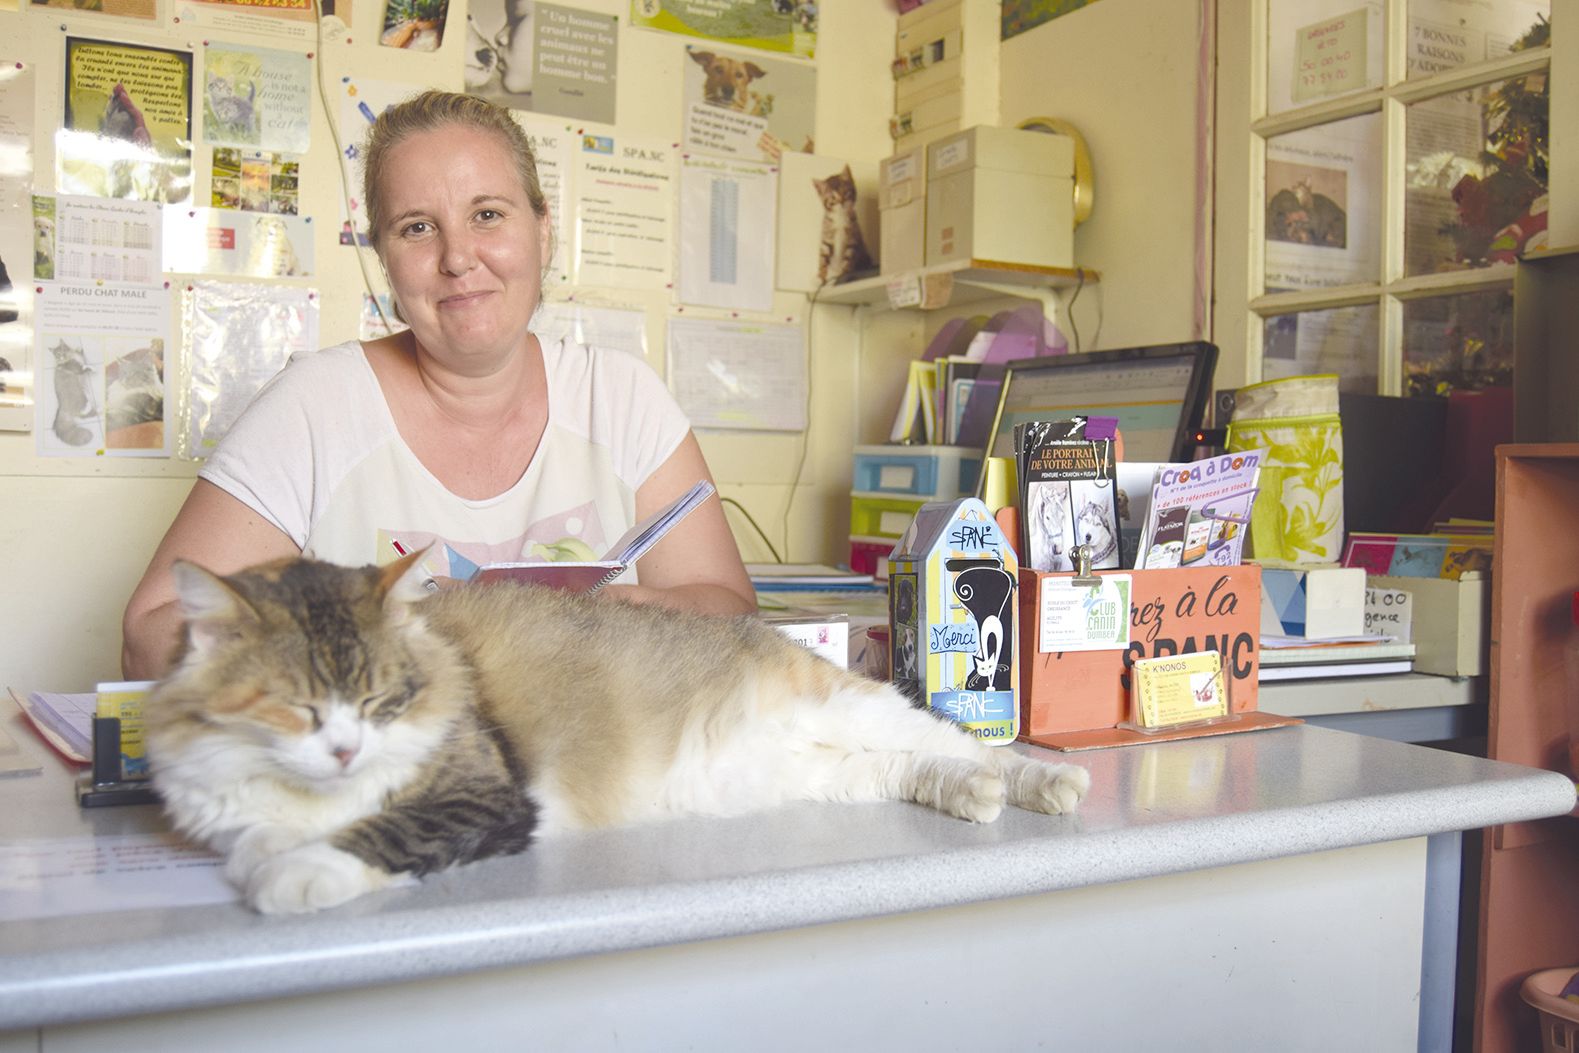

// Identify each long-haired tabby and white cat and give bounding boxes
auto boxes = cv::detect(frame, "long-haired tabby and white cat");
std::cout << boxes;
[146,554,1089,915]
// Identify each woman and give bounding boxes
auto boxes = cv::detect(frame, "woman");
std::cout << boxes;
[122,91,755,679]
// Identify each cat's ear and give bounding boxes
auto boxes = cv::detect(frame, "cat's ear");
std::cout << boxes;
[170,560,258,658]
[841,164,854,180]
[375,547,433,622]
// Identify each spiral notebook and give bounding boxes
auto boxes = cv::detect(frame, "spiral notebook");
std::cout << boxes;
[473,480,716,593]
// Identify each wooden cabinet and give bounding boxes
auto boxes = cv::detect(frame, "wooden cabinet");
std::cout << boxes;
[1477,443,1579,1053]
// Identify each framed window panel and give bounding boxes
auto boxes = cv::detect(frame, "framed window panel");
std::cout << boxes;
[1216,0,1554,400]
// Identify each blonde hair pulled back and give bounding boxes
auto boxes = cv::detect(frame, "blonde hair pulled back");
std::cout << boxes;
[361,90,549,249]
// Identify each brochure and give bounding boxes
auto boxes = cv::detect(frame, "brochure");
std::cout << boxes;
[1013,416,1121,573]
[1135,450,1264,569]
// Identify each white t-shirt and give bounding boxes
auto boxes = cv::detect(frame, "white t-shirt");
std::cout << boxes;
[200,338,690,581]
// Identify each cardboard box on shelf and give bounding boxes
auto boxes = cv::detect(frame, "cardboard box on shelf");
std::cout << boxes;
[1370,571,1488,677]
[879,146,927,275]
[925,125,1075,268]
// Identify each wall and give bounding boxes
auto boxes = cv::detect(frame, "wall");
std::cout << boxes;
[996,0,1210,357]
[0,0,896,692]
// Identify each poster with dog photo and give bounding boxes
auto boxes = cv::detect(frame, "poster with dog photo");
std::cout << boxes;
[467,0,617,125]
[682,44,814,162]
[632,0,815,59]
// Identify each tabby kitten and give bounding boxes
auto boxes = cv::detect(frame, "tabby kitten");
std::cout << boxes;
[146,554,1089,915]
[813,165,874,285]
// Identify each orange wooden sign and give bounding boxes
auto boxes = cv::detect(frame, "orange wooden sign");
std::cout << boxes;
[1018,565,1263,738]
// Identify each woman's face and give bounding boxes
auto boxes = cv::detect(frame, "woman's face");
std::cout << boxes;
[376,124,549,372]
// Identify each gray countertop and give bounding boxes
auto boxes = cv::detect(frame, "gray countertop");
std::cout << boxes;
[1,720,1572,1031]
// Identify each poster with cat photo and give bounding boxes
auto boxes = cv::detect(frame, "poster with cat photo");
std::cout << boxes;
[59,38,193,205]
[202,45,312,156]
[34,282,171,457]
[775,153,877,293]
[681,44,815,163]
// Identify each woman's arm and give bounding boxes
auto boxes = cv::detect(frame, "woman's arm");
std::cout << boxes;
[121,479,301,680]
[600,431,756,617]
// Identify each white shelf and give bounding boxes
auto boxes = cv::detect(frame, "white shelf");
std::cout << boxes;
[816,258,1099,310]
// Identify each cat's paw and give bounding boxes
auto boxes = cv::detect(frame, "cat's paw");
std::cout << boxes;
[945,766,1006,824]
[225,825,311,888]
[246,842,396,915]
[1019,762,1091,816]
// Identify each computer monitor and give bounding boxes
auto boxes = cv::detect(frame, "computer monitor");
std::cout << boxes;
[979,342,1219,473]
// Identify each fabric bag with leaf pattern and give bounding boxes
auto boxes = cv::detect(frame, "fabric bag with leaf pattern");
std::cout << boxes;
[1225,374,1344,563]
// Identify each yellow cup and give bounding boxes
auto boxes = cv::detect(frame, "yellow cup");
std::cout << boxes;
[981,456,1017,514]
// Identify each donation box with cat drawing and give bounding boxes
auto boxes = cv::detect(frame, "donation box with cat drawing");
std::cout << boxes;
[889,497,1019,744]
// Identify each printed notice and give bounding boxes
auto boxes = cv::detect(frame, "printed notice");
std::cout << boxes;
[574,134,674,290]
[32,194,162,286]
[678,154,776,312]
[0,834,234,921]
[34,281,171,457]
[533,3,617,124]
[514,111,572,283]
[531,301,648,358]
[667,316,805,432]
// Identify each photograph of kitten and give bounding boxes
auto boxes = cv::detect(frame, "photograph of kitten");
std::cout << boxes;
[813,165,874,285]
[146,554,1089,914]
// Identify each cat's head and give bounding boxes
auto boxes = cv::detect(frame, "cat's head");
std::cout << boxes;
[50,340,85,366]
[812,165,856,209]
[149,553,455,787]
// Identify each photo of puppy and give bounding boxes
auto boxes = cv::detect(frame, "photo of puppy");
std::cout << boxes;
[688,49,769,115]
[33,215,55,281]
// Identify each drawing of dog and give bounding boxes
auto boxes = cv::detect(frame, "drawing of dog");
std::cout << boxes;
[688,49,769,114]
